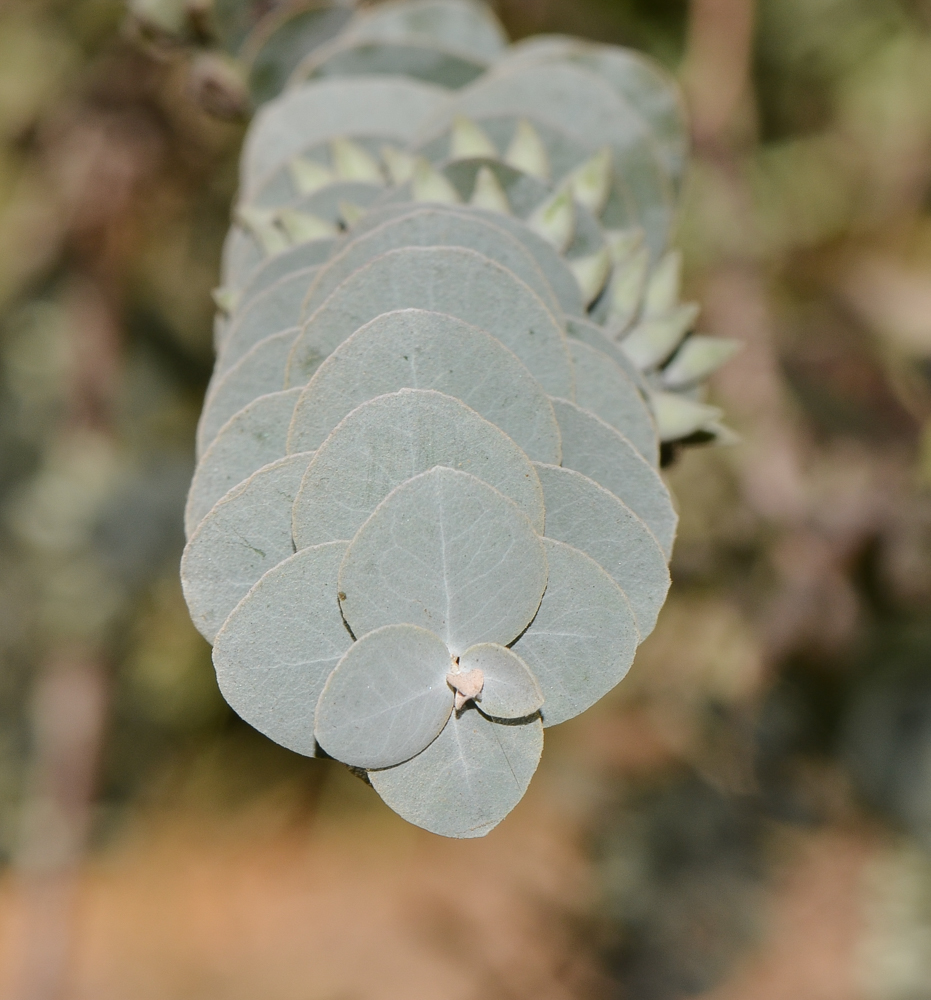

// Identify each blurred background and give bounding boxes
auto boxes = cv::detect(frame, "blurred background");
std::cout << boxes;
[2,0,931,997]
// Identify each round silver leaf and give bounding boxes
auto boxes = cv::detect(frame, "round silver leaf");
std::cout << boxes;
[550,397,677,559]
[511,537,639,727]
[459,643,543,719]
[302,207,561,318]
[568,339,658,467]
[197,330,296,458]
[533,463,669,639]
[184,387,301,538]
[287,309,560,462]
[181,452,313,643]
[338,466,547,656]
[286,246,574,398]
[291,388,545,547]
[369,706,543,838]
[315,623,454,769]
[213,541,352,757]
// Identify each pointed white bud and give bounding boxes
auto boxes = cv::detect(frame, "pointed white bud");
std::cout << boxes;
[381,145,417,185]
[449,116,497,159]
[470,166,511,214]
[621,302,700,371]
[606,246,650,334]
[648,390,724,442]
[568,148,612,216]
[288,156,334,196]
[411,157,461,204]
[504,119,550,180]
[661,336,741,389]
[569,247,612,306]
[330,137,383,183]
[527,186,575,252]
[275,209,338,244]
[643,250,682,318]
[235,206,289,255]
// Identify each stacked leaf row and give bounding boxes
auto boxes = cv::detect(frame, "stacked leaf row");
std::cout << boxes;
[182,0,730,837]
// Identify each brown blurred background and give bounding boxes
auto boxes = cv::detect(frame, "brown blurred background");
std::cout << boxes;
[2,0,931,997]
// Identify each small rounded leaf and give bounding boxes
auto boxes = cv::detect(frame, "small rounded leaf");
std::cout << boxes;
[315,624,454,770]
[286,246,574,398]
[460,643,543,719]
[197,330,295,457]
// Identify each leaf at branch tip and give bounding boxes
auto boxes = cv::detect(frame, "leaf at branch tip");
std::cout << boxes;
[381,145,418,184]
[569,247,612,307]
[287,308,561,463]
[620,302,700,371]
[550,397,677,558]
[568,148,613,216]
[184,387,300,538]
[275,209,338,244]
[338,466,548,657]
[649,390,724,442]
[181,452,313,642]
[567,339,658,465]
[411,157,461,203]
[606,245,650,333]
[338,200,366,226]
[504,118,550,180]
[661,336,742,389]
[212,541,351,758]
[450,115,497,159]
[288,156,334,196]
[291,388,546,547]
[369,705,543,838]
[512,538,639,727]
[532,463,670,639]
[527,186,575,253]
[642,250,682,319]
[235,206,289,255]
[329,137,384,184]
[314,624,454,770]
[470,165,511,214]
[459,643,542,719]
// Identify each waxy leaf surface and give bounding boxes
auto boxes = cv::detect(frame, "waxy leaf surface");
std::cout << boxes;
[286,308,560,462]
[315,624,454,769]
[213,542,351,756]
[338,467,547,655]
